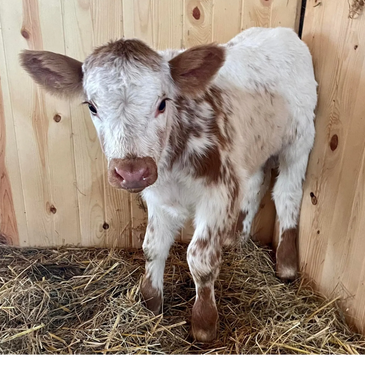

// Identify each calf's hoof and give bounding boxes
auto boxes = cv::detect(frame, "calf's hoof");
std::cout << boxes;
[140,275,162,315]
[191,322,217,343]
[191,290,218,342]
[276,261,298,282]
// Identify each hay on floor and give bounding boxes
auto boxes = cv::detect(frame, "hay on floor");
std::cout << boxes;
[0,239,364,354]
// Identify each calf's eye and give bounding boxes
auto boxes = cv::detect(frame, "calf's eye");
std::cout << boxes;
[158,99,166,113]
[88,103,97,115]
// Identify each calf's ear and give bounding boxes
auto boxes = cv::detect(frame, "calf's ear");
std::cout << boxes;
[168,44,225,97]
[20,50,83,99]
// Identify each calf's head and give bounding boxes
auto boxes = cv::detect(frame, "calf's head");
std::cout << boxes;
[20,39,225,192]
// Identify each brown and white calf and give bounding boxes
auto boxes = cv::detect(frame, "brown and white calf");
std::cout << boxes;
[20,27,317,342]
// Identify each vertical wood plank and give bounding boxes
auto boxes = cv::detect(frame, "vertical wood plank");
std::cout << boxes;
[0,37,21,245]
[0,0,81,246]
[123,0,154,45]
[270,0,301,28]
[122,0,184,51]
[241,0,272,29]
[153,0,184,50]
[0,2,30,246]
[0,0,53,246]
[241,0,300,30]
[183,0,213,48]
[212,0,242,43]
[299,0,365,335]
[40,1,82,247]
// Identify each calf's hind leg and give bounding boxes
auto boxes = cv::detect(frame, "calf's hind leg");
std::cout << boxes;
[273,141,312,281]
[237,159,275,240]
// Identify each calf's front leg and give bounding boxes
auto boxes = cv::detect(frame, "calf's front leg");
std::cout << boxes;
[187,192,238,342]
[187,233,222,342]
[140,206,185,314]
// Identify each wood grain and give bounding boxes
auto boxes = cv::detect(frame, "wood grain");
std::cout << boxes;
[0,72,19,245]
[212,0,241,43]
[184,0,213,47]
[241,0,300,31]
[0,4,28,246]
[300,0,365,335]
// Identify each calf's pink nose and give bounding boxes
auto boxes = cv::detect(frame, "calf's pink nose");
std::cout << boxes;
[115,166,149,185]
[108,157,158,192]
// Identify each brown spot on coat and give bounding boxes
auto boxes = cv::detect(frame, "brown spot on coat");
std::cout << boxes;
[189,144,222,184]
[235,210,248,233]
[209,249,221,267]
[203,86,234,150]
[191,286,218,342]
[276,228,298,281]
[140,275,162,315]
[196,238,209,250]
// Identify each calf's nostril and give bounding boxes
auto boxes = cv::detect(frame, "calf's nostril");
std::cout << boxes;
[115,167,124,181]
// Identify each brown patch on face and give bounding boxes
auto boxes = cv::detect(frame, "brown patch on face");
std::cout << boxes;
[85,38,162,72]
[169,44,225,97]
[140,275,162,315]
[191,286,218,342]
[276,228,298,282]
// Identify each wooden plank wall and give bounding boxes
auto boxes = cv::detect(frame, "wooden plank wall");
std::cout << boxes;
[0,0,301,248]
[299,0,365,335]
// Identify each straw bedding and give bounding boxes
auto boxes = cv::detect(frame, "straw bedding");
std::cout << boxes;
[0,238,364,355]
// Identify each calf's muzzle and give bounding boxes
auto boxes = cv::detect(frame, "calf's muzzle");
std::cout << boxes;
[108,157,157,192]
